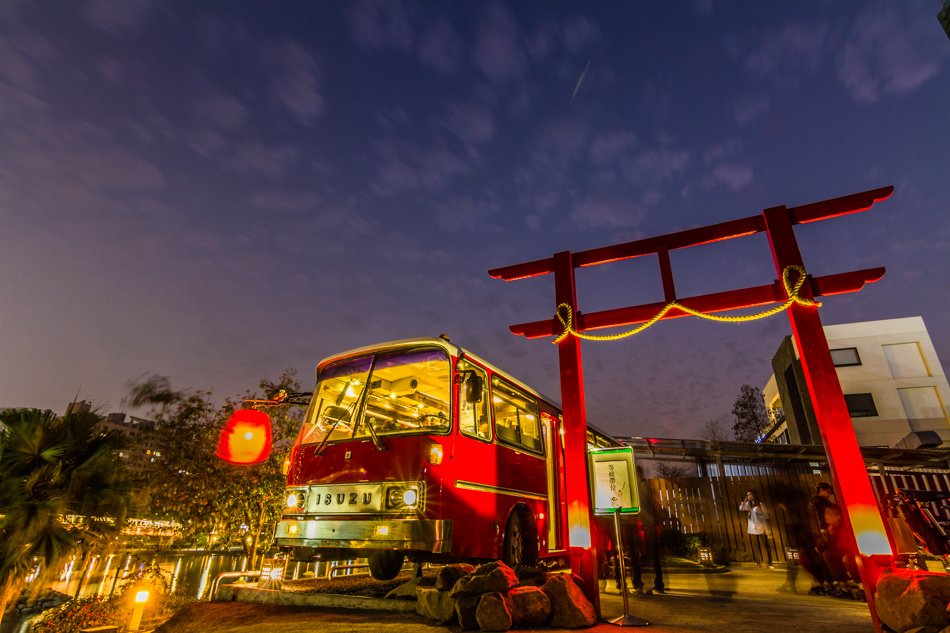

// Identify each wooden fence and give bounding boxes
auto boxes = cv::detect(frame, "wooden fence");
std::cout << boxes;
[646,470,950,563]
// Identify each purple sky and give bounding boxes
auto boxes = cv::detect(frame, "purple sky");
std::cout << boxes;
[1,1,948,440]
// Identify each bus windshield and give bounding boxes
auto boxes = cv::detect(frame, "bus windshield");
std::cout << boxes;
[297,347,451,446]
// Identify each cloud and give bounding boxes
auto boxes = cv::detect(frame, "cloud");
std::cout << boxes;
[734,92,770,126]
[703,139,743,164]
[74,148,165,191]
[251,190,323,213]
[473,3,528,83]
[348,0,413,51]
[703,163,753,191]
[835,5,943,103]
[745,22,828,80]
[225,141,299,180]
[433,196,500,232]
[571,195,646,229]
[263,39,324,125]
[0,28,56,91]
[373,141,471,194]
[82,0,158,35]
[589,131,637,164]
[191,90,248,131]
[443,102,495,145]
[560,15,601,52]
[621,147,693,186]
[419,19,462,74]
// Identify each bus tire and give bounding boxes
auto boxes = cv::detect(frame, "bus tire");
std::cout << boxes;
[368,550,405,580]
[503,512,526,567]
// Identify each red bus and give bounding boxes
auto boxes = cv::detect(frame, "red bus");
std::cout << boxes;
[274,336,616,580]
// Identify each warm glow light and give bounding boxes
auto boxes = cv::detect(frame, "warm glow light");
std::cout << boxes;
[429,444,443,465]
[376,525,389,536]
[539,513,545,520]
[286,493,299,508]
[216,409,272,464]
[288,524,298,535]
[402,489,418,507]
[346,386,357,398]
[135,591,149,603]
[569,525,591,548]
[849,505,893,555]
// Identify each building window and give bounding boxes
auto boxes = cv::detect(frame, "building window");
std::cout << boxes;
[844,393,878,418]
[830,347,861,367]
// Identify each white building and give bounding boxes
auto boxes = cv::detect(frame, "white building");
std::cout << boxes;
[762,317,950,448]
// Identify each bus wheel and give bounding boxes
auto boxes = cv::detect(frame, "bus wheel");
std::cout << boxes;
[368,550,405,580]
[503,513,525,567]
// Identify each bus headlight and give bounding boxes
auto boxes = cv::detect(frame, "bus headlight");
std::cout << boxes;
[286,491,306,509]
[386,484,421,510]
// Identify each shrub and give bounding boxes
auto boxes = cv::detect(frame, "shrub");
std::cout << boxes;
[659,529,704,559]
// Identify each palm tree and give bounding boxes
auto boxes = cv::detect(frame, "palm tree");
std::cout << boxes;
[0,408,131,626]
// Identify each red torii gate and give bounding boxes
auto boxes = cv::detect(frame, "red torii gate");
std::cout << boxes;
[490,186,895,630]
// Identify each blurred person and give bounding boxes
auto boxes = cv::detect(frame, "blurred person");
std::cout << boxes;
[822,504,863,599]
[739,490,773,566]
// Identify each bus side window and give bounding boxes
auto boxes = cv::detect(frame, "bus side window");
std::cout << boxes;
[491,376,543,455]
[458,360,491,441]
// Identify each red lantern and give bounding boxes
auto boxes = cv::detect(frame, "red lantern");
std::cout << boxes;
[216,409,272,464]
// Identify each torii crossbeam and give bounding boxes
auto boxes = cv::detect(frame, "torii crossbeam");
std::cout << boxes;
[490,186,894,631]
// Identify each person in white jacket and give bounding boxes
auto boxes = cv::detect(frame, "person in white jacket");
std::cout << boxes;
[739,490,773,566]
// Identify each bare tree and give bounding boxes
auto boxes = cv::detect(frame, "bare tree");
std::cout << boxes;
[731,384,769,442]
[654,461,692,479]
[701,420,731,442]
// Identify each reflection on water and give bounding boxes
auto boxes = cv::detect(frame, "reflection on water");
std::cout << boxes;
[47,551,360,601]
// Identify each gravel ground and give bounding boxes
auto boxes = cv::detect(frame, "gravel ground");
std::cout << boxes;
[280,569,436,598]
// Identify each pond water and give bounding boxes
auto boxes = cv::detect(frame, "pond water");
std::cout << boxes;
[48,551,362,601]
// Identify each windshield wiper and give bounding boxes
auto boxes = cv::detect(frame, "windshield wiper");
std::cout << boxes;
[353,413,387,451]
[312,381,364,456]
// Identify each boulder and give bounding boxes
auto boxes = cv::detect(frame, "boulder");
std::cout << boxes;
[415,586,458,623]
[456,595,481,630]
[437,563,476,591]
[874,569,950,633]
[505,585,551,627]
[541,573,597,629]
[385,576,423,600]
[450,561,519,598]
[476,591,512,632]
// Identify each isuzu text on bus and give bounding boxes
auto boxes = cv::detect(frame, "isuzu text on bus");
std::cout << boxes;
[274,336,615,580]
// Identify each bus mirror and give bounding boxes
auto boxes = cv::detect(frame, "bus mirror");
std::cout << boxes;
[464,374,483,403]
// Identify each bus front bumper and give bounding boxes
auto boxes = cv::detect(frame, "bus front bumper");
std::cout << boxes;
[274,518,453,553]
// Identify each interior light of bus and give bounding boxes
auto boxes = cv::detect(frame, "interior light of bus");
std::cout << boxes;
[493,397,501,403]
[346,386,358,398]
[390,392,396,399]
[429,444,443,465]
[526,415,535,420]
[402,488,419,507]
[375,525,389,536]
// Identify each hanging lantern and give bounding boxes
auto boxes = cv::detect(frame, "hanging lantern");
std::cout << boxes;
[216,409,272,464]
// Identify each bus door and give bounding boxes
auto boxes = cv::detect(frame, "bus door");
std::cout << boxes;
[542,413,566,552]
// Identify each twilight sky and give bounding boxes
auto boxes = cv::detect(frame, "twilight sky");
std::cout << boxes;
[1,1,948,440]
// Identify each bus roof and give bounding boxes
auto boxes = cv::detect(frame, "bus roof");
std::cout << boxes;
[313,336,619,444]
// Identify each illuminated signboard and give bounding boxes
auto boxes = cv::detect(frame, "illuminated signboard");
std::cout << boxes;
[589,447,639,514]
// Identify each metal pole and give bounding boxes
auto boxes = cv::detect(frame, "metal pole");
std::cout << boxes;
[610,509,649,627]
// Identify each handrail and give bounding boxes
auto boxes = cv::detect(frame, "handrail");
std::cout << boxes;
[208,570,260,600]
[328,563,369,578]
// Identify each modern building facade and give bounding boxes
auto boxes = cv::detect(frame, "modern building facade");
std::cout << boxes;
[763,317,950,448]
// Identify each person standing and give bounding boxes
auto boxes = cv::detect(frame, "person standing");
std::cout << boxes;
[739,490,773,566]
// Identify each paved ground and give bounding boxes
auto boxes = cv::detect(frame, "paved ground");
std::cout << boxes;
[154,566,874,633]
